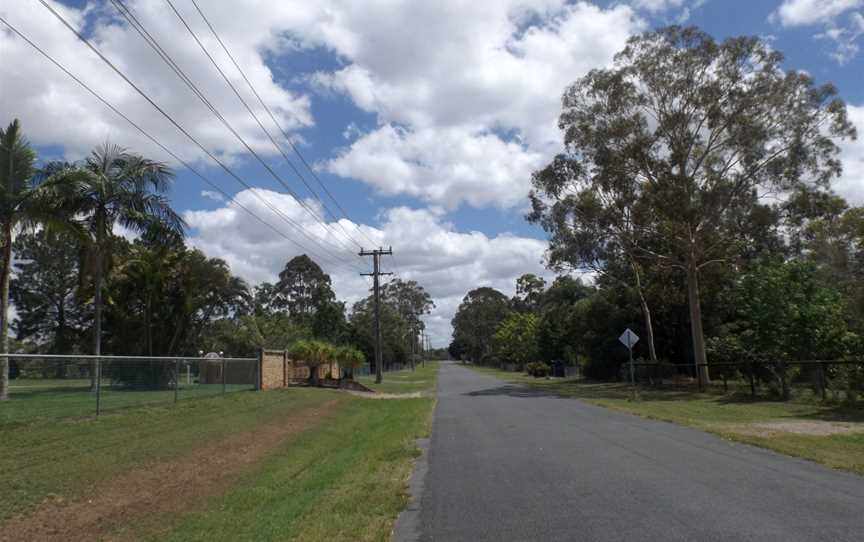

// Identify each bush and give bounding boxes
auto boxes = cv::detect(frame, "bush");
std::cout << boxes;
[583,356,625,380]
[525,362,550,378]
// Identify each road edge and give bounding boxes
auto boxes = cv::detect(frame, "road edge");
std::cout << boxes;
[391,363,442,541]
[391,435,430,542]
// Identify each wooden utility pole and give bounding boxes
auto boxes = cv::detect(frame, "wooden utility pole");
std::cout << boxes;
[410,325,416,371]
[360,247,392,384]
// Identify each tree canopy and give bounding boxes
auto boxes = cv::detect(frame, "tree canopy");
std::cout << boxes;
[530,26,856,384]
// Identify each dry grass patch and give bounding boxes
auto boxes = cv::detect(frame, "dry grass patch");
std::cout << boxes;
[0,398,344,542]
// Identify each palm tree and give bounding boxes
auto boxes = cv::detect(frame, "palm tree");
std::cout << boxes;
[0,120,61,400]
[289,339,335,386]
[334,345,365,380]
[120,242,176,358]
[42,143,185,389]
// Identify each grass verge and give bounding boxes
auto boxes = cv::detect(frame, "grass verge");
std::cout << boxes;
[0,388,339,523]
[1,367,437,541]
[356,361,438,394]
[469,364,864,475]
[145,394,434,542]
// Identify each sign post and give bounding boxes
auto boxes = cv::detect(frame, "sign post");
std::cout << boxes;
[619,328,640,400]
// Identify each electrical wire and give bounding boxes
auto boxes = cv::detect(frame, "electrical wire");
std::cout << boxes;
[189,0,380,249]
[107,0,361,259]
[1,12,358,273]
[33,0,364,272]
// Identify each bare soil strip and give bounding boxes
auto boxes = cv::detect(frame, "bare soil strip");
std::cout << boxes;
[751,420,864,436]
[0,398,342,542]
[347,390,424,399]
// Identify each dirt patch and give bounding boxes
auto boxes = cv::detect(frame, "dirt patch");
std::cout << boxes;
[0,398,343,542]
[347,391,424,399]
[751,420,864,436]
[720,420,864,437]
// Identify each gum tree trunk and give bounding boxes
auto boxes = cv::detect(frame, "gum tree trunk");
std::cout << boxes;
[686,262,710,386]
[637,291,658,363]
[631,264,658,363]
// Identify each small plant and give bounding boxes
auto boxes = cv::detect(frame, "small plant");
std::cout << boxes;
[289,339,334,386]
[525,361,550,378]
[334,345,366,379]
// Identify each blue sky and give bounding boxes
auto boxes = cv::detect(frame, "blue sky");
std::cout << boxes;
[2,0,863,344]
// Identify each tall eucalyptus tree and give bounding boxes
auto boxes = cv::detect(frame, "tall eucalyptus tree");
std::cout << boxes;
[537,27,855,384]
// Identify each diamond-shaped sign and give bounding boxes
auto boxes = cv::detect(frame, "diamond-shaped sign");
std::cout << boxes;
[619,328,639,349]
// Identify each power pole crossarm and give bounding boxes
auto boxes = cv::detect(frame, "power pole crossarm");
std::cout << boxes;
[359,247,393,384]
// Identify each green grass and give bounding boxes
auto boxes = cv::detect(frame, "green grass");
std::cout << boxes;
[141,395,434,542]
[0,388,336,522]
[2,378,253,424]
[356,361,439,394]
[1,364,438,541]
[470,364,864,475]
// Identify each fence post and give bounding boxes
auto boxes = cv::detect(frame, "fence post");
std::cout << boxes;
[174,358,179,402]
[95,356,102,417]
[257,348,265,391]
[722,373,728,393]
[222,356,227,394]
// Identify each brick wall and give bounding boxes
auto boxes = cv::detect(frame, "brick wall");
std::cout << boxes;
[259,350,341,389]
[259,350,287,390]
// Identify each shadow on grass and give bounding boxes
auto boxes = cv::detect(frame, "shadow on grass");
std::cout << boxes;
[469,375,864,423]
[795,406,864,423]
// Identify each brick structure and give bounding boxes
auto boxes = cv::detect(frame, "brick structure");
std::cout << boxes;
[258,348,341,390]
[259,349,289,390]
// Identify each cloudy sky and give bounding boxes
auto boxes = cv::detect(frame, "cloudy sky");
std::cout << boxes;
[2,0,863,346]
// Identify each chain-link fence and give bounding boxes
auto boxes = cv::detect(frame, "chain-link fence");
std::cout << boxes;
[624,360,864,401]
[2,354,259,422]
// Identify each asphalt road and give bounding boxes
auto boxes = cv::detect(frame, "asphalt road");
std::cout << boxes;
[396,362,864,542]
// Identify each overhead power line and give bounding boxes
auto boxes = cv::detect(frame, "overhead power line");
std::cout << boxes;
[0,15,360,274]
[160,0,363,251]
[107,0,361,258]
[34,0,363,271]
[189,0,380,248]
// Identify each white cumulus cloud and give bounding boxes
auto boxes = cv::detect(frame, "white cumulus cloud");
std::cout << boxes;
[773,0,862,26]
[835,104,864,205]
[184,190,554,346]
[771,0,864,62]
[315,1,644,209]
[0,0,312,164]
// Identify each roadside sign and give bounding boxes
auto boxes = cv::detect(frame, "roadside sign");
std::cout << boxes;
[619,328,639,349]
[620,328,639,398]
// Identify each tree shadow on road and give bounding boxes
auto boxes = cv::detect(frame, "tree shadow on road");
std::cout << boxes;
[464,385,559,398]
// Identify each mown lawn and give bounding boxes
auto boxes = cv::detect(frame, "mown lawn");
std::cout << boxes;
[357,361,438,394]
[0,367,437,541]
[145,396,433,542]
[0,388,336,523]
[469,365,864,475]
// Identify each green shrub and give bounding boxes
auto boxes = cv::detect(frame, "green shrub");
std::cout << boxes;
[525,362,550,378]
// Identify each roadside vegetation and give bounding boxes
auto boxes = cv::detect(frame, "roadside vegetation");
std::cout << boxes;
[0,122,435,404]
[450,27,864,406]
[0,376,436,540]
[0,118,439,539]
[357,361,439,395]
[469,364,864,475]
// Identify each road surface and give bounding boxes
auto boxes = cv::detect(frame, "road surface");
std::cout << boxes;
[395,362,864,541]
